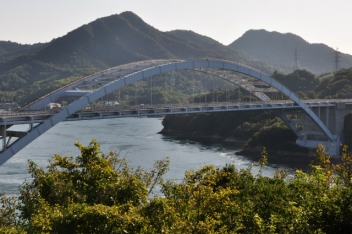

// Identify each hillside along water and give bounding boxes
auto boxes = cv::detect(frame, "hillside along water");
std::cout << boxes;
[0,118,298,195]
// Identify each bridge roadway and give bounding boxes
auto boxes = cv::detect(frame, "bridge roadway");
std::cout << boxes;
[0,99,348,142]
[0,99,345,123]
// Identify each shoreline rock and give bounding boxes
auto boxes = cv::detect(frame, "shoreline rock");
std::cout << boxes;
[235,149,316,170]
[158,131,247,147]
[236,148,341,171]
[158,131,337,170]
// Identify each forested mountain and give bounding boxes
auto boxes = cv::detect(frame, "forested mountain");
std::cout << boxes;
[0,41,46,62]
[0,12,273,104]
[167,30,275,73]
[228,29,352,75]
[1,12,352,105]
[167,30,248,60]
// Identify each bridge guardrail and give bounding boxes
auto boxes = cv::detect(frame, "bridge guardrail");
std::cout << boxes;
[2,99,349,118]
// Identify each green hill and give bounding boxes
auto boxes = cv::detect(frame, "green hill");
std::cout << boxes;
[228,29,352,75]
[2,12,352,105]
[0,41,45,62]
[0,12,275,104]
[168,29,277,73]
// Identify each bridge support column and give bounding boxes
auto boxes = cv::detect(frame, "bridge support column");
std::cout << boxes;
[334,103,347,138]
[29,117,34,131]
[0,125,6,151]
[0,117,7,151]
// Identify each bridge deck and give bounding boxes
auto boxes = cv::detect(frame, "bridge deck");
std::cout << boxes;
[0,100,343,125]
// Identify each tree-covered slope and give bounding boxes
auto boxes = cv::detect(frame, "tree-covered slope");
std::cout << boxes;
[0,41,46,62]
[168,29,277,74]
[3,12,352,105]
[167,30,247,60]
[0,12,273,104]
[315,67,352,99]
[228,29,352,75]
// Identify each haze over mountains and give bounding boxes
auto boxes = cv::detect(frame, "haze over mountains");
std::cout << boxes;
[0,11,351,103]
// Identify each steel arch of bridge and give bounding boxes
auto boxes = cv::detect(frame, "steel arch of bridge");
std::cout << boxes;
[0,59,337,165]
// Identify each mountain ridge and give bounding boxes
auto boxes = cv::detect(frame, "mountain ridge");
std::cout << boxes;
[1,11,256,103]
[1,12,352,103]
[228,29,352,74]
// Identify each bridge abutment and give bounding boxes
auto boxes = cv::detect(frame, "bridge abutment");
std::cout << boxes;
[296,138,340,157]
[296,102,352,156]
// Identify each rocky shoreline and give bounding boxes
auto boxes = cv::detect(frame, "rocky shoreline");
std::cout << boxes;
[158,130,247,148]
[235,149,316,170]
[158,130,338,170]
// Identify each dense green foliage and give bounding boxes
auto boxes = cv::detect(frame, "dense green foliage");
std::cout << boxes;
[0,41,45,62]
[1,141,352,233]
[261,67,352,100]
[161,111,276,139]
[315,68,352,99]
[1,140,169,233]
[245,119,308,153]
[160,111,305,152]
[272,69,318,93]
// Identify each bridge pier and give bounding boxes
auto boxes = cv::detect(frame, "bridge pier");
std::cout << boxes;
[311,103,350,137]
[295,102,352,157]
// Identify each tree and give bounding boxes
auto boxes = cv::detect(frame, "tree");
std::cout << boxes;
[16,140,169,233]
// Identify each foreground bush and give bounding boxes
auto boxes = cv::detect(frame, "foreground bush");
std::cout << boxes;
[1,141,352,233]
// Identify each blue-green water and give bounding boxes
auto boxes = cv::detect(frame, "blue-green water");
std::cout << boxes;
[0,118,285,194]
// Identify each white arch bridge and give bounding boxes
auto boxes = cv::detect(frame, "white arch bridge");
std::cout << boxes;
[0,59,350,165]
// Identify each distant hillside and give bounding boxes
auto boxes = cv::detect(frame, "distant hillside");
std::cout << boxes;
[3,13,351,105]
[167,30,245,59]
[35,12,229,66]
[228,29,352,75]
[0,41,46,62]
[0,12,275,104]
[168,30,276,73]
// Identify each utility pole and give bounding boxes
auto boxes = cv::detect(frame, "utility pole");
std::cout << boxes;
[204,78,207,104]
[293,48,298,71]
[334,48,341,73]
[150,77,153,105]
[216,77,219,103]
[135,81,138,106]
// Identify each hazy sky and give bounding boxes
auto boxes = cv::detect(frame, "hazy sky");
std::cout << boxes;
[1,0,352,54]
